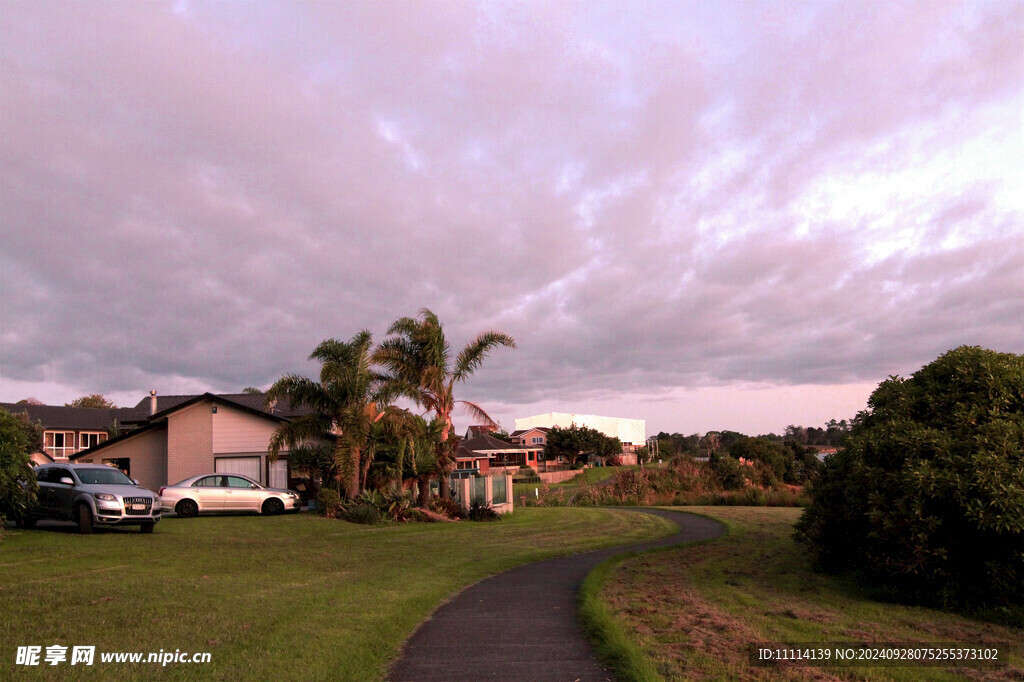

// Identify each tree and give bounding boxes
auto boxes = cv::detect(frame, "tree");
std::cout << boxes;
[543,424,620,467]
[242,387,262,394]
[0,408,40,527]
[374,309,515,497]
[795,346,1024,613]
[66,394,117,409]
[266,331,399,501]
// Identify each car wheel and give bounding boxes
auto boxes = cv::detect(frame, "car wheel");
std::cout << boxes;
[76,504,94,535]
[140,522,155,534]
[262,498,285,515]
[176,499,199,518]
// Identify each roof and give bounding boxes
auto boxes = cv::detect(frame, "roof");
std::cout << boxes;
[459,434,534,455]
[509,427,550,437]
[121,392,309,423]
[0,403,120,431]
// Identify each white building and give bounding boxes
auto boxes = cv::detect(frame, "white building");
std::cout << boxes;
[514,412,646,448]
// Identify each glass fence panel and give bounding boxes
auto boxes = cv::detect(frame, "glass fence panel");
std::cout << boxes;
[492,475,507,505]
[472,475,487,503]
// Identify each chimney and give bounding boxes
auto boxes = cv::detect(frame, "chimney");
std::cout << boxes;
[149,390,157,416]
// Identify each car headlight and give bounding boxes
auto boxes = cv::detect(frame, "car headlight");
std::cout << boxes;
[94,493,117,502]
[287,492,298,499]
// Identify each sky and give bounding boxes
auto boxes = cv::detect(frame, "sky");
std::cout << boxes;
[1,0,1021,437]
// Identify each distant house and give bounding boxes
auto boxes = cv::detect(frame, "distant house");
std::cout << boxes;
[0,402,128,465]
[509,426,550,448]
[71,392,309,493]
[458,433,542,471]
[464,424,499,439]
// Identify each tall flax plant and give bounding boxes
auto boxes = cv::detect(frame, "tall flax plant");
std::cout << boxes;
[267,331,401,501]
[374,309,515,498]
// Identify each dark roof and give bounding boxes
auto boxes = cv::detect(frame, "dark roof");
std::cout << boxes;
[465,425,498,439]
[510,427,550,437]
[0,403,118,431]
[460,434,533,454]
[3,391,310,434]
[119,392,310,424]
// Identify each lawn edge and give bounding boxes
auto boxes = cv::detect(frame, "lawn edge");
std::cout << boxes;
[578,508,728,682]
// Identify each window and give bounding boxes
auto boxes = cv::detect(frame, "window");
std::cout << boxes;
[79,432,108,450]
[225,476,254,489]
[531,436,544,444]
[44,431,76,459]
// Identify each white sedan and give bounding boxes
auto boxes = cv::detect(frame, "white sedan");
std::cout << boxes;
[159,473,301,517]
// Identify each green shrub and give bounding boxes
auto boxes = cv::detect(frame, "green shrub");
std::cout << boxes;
[0,409,39,530]
[315,488,344,518]
[340,503,382,525]
[428,496,465,519]
[468,499,501,522]
[709,453,747,491]
[796,346,1024,613]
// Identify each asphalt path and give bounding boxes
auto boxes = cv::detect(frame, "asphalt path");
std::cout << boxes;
[388,508,725,682]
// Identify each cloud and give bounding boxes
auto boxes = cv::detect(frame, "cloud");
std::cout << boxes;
[1,0,1021,433]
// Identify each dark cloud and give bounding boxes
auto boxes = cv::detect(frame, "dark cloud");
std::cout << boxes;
[1,0,1021,429]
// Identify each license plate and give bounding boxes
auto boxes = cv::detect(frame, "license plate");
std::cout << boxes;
[131,504,146,511]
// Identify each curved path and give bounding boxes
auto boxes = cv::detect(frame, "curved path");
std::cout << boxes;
[388,508,725,681]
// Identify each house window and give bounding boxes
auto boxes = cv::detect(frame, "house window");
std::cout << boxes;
[80,432,108,451]
[531,436,544,444]
[44,431,76,459]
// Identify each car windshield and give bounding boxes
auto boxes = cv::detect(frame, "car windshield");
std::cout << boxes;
[75,468,135,486]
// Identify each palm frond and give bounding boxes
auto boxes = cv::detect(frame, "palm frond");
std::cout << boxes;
[453,332,516,382]
[456,399,496,427]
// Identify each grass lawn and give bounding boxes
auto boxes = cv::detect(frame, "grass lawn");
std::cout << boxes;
[0,507,675,681]
[514,464,638,500]
[599,507,1024,681]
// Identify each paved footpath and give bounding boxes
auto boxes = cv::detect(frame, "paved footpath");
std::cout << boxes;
[388,508,725,682]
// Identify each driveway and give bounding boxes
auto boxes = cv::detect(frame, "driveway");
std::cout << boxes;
[388,508,725,681]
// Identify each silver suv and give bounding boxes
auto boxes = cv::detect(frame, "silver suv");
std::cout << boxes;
[23,464,161,534]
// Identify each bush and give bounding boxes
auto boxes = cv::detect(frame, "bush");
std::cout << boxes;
[468,499,501,521]
[709,453,747,491]
[340,503,382,525]
[0,409,39,529]
[315,488,344,518]
[796,346,1024,613]
[428,496,465,519]
[517,466,537,478]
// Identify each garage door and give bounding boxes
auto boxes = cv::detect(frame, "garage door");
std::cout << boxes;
[215,456,262,484]
[269,458,288,489]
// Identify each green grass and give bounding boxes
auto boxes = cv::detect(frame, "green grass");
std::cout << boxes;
[0,508,676,681]
[598,507,1024,681]
[514,464,639,500]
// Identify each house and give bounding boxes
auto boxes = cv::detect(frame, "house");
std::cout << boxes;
[509,426,549,448]
[0,402,127,465]
[457,433,542,471]
[70,392,308,493]
[449,434,517,514]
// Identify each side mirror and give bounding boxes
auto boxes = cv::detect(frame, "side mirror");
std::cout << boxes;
[132,478,140,485]
[59,477,74,486]
[251,484,259,489]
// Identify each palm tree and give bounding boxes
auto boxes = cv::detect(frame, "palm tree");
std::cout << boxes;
[374,309,515,497]
[266,331,396,501]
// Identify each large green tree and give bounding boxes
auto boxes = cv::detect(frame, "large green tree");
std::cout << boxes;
[0,408,40,527]
[543,424,621,467]
[266,331,401,501]
[374,309,515,497]
[795,346,1024,613]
